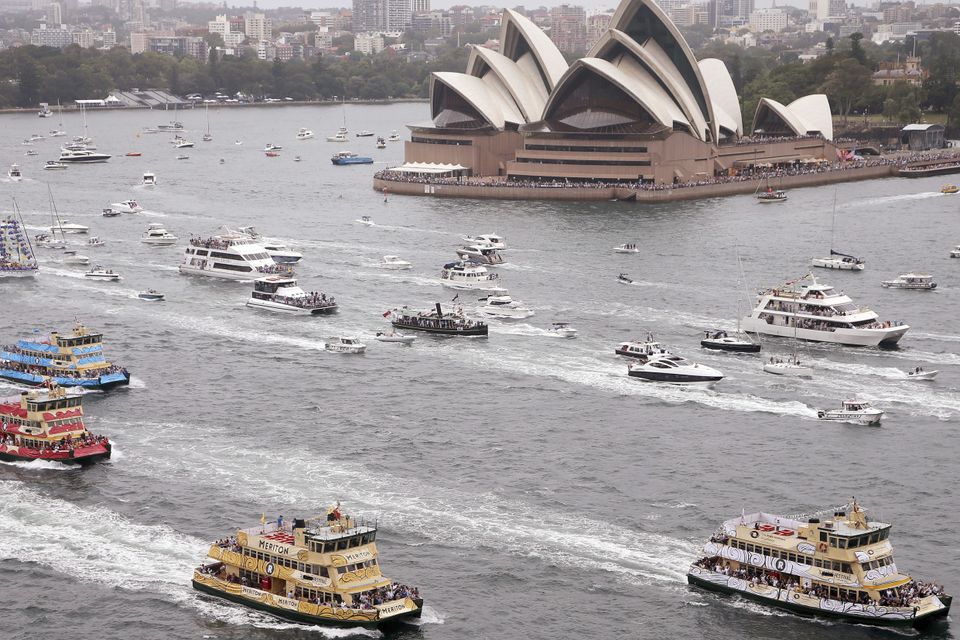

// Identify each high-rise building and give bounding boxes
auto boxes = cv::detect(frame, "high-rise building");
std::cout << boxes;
[31,24,72,46]
[355,31,385,53]
[353,0,411,33]
[749,7,787,31]
[46,1,62,25]
[244,12,272,42]
[586,12,611,48]
[72,29,94,47]
[412,0,429,13]
[386,0,412,31]
[549,4,586,53]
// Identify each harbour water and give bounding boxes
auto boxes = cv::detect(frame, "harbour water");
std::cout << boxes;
[1,103,957,640]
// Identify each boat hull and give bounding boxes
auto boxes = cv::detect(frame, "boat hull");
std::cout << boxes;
[192,578,421,629]
[391,320,487,336]
[810,259,864,270]
[762,363,813,377]
[0,268,38,278]
[741,318,908,347]
[179,265,262,281]
[628,369,723,384]
[700,339,761,353]
[246,300,337,315]
[687,569,948,627]
[0,442,110,466]
[0,369,130,390]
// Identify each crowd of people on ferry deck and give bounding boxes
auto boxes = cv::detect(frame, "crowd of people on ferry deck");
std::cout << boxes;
[396,308,481,329]
[694,557,945,607]
[0,357,127,380]
[274,292,335,309]
[0,429,106,452]
[190,237,235,250]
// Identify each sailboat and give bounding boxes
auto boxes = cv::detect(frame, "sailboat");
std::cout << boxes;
[202,103,213,142]
[761,282,813,377]
[0,199,39,277]
[35,187,68,249]
[755,176,787,203]
[810,191,864,270]
[49,100,66,137]
[701,251,761,353]
[327,99,349,142]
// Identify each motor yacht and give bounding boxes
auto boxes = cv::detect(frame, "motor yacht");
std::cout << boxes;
[49,129,66,138]
[741,273,908,347]
[51,220,89,234]
[331,151,373,165]
[387,131,401,142]
[478,294,534,319]
[84,265,121,281]
[142,172,157,186]
[246,276,337,315]
[817,400,883,425]
[325,336,366,353]
[462,233,506,250]
[628,351,724,385]
[25,150,38,157]
[950,245,960,258]
[263,143,283,152]
[174,138,195,149]
[109,199,142,213]
[62,250,90,266]
[7,164,22,181]
[327,126,348,142]
[440,261,505,292]
[378,255,412,270]
[43,161,68,170]
[375,330,415,344]
[811,250,865,270]
[881,273,936,290]
[237,226,302,264]
[180,232,287,281]
[701,329,760,353]
[548,322,578,338]
[141,223,178,245]
[296,128,314,141]
[615,336,665,359]
[59,149,111,163]
[614,243,639,253]
[355,130,374,137]
[456,244,505,265]
[137,289,165,301]
[905,367,937,381]
[762,357,813,377]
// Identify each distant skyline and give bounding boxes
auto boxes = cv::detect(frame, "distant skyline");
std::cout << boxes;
[216,0,789,12]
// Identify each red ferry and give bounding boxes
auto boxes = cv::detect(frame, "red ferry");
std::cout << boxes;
[0,384,111,465]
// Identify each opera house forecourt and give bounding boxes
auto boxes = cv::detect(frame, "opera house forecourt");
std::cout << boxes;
[373,0,959,201]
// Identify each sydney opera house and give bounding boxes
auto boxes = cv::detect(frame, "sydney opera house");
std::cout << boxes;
[395,0,838,185]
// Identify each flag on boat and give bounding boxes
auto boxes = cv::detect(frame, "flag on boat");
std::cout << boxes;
[382,310,391,317]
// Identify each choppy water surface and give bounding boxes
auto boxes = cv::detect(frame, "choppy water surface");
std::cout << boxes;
[1,104,957,640]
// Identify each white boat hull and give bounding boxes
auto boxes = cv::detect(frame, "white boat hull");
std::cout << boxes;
[817,409,883,425]
[375,333,415,344]
[811,258,864,270]
[441,281,506,292]
[763,363,813,377]
[0,269,38,278]
[742,317,908,347]
[325,344,366,353]
[550,329,577,338]
[379,263,412,270]
[85,274,120,281]
[246,299,328,315]
[906,370,938,381]
[479,306,534,319]
[142,238,177,246]
[179,264,259,281]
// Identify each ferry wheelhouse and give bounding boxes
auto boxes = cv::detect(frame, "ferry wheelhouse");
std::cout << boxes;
[0,384,111,465]
[387,303,488,336]
[247,276,338,315]
[741,274,908,347]
[192,505,423,629]
[0,322,129,390]
[688,500,951,627]
[179,233,290,281]
[0,213,38,278]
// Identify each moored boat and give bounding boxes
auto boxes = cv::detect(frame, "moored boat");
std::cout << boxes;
[811,250,865,271]
[386,303,488,337]
[296,128,314,141]
[192,505,423,629]
[0,322,130,389]
[881,273,936,290]
[817,400,884,425]
[247,276,338,315]
[687,499,951,627]
[700,329,760,353]
[0,384,111,465]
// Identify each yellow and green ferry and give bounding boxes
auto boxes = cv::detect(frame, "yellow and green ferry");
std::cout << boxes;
[192,505,423,629]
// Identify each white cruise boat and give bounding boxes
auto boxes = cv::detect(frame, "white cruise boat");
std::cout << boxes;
[762,356,813,377]
[325,337,366,353]
[110,199,142,213]
[628,351,724,385]
[141,223,178,245]
[462,233,505,250]
[50,220,89,234]
[179,232,287,281]
[881,273,936,290]
[378,255,412,270]
[296,128,314,140]
[741,274,908,347]
[59,149,111,163]
[817,400,884,425]
[237,227,302,264]
[478,294,534,319]
[8,164,22,181]
[811,250,865,271]
[84,265,121,281]
[142,172,157,186]
[456,244,505,265]
[246,276,337,315]
[440,261,505,292]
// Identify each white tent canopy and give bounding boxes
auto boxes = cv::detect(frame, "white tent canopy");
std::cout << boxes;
[392,162,470,175]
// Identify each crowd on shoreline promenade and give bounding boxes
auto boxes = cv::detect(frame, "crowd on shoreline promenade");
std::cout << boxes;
[376,148,960,193]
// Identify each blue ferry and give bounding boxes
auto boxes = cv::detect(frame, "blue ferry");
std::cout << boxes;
[0,322,130,390]
[331,151,374,165]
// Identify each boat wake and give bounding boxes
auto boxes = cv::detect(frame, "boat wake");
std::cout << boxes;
[0,459,76,471]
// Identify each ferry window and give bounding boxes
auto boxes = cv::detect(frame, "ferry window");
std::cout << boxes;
[842,563,852,573]
[337,540,348,551]
[337,567,347,574]
[820,532,827,542]
[829,536,837,547]
[868,532,879,543]
[838,538,847,549]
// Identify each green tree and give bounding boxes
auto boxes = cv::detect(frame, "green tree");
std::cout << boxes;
[15,54,41,107]
[821,58,872,122]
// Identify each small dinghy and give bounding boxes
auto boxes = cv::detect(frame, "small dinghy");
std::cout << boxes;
[549,322,578,338]
[617,273,634,284]
[375,331,415,344]
[137,289,165,302]
[84,265,121,281]
[905,367,938,381]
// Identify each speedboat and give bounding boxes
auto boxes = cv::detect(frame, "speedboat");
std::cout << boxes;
[51,220,89,234]
[327,127,348,142]
[59,149,111,163]
[25,150,38,157]
[247,276,337,315]
[456,244,505,265]
[26,134,44,142]
[881,273,936,290]
[905,367,938,381]
[173,139,194,148]
[951,245,960,258]
[141,223,178,245]
[387,131,401,142]
[762,357,813,377]
[296,128,314,140]
[84,265,121,281]
[62,250,90,266]
[378,255,412,270]
[356,216,374,226]
[355,130,374,137]
[811,250,865,270]
[462,233,505,250]
[325,336,366,354]
[627,351,724,385]
[43,161,68,170]
[614,243,639,253]
[237,226,302,264]
[615,336,664,359]
[817,400,883,425]
[549,322,578,338]
[49,129,66,137]
[440,261,505,292]
[110,200,142,213]
[7,164,22,181]
[478,294,534,319]
[941,184,958,194]
[102,208,122,217]
[264,143,283,151]
[617,273,634,284]
[701,329,761,353]
[137,289,165,302]
[142,172,157,186]
[375,330,415,344]
[87,236,105,247]
[331,151,373,165]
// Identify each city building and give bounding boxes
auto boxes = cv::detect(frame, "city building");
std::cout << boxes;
[749,8,787,32]
[46,1,63,26]
[413,0,430,13]
[872,55,925,86]
[549,4,587,53]
[31,24,73,47]
[355,31,385,54]
[244,12,272,42]
[354,0,411,32]
[586,12,612,49]
[399,0,836,184]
